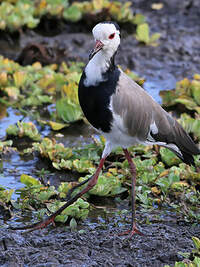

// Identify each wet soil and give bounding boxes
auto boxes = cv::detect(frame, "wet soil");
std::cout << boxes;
[0,0,200,266]
[0,220,200,267]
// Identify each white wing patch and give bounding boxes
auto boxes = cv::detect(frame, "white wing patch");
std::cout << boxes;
[150,121,158,134]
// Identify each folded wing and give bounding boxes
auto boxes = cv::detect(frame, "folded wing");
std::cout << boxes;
[112,70,200,165]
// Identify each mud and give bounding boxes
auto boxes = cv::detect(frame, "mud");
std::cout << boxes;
[0,218,200,267]
[0,0,200,266]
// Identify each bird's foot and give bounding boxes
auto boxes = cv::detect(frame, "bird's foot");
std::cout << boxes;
[118,224,144,238]
[10,215,56,232]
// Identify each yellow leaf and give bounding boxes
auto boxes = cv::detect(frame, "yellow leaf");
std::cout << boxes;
[154,198,161,205]
[13,71,27,87]
[151,3,163,10]
[159,170,169,177]
[37,74,54,89]
[24,4,31,10]
[171,181,189,190]
[106,172,113,177]
[151,186,161,195]
[92,0,103,10]
[177,78,190,89]
[109,2,121,17]
[49,64,58,71]
[194,107,200,114]
[0,104,7,120]
[39,0,47,9]
[3,58,10,65]
[193,73,200,80]
[4,87,19,100]
[0,72,8,86]
[108,168,118,175]
[48,121,69,131]
[0,20,6,30]
[32,62,42,70]
[62,83,79,104]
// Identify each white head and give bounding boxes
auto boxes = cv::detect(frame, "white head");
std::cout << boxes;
[89,21,121,60]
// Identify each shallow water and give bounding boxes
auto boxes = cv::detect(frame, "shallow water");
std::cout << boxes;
[0,0,200,265]
[0,75,175,202]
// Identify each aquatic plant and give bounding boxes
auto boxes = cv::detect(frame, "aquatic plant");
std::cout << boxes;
[6,121,41,141]
[135,23,161,46]
[160,75,200,114]
[14,174,90,227]
[0,0,142,31]
[0,57,83,123]
[0,0,160,46]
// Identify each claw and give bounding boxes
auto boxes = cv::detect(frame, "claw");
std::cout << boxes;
[118,224,144,238]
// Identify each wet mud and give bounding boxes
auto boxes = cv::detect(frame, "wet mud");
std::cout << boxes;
[0,218,200,267]
[0,0,200,266]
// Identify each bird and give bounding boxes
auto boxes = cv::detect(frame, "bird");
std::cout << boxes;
[77,21,200,236]
[11,21,200,235]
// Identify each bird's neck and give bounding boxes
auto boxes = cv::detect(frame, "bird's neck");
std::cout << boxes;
[84,50,116,87]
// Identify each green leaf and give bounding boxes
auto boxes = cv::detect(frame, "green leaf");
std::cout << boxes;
[76,198,89,209]
[37,190,56,201]
[194,257,200,266]
[55,214,68,223]
[20,174,41,187]
[149,32,161,43]
[192,236,200,250]
[191,80,200,105]
[178,113,200,140]
[175,97,198,110]
[73,159,94,173]
[135,23,150,44]
[0,189,14,203]
[132,13,146,25]
[48,121,69,131]
[69,217,77,231]
[6,124,18,136]
[63,5,82,22]
[56,98,82,123]
[159,89,177,107]
[160,147,181,166]
[79,173,126,197]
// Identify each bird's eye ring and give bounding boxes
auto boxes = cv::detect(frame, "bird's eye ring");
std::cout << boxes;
[109,33,115,39]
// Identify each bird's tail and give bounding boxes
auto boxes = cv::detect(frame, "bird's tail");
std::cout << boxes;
[169,121,200,166]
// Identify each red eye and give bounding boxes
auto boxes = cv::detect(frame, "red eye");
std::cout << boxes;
[109,33,115,39]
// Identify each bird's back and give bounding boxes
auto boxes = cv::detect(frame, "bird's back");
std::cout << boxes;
[111,69,200,164]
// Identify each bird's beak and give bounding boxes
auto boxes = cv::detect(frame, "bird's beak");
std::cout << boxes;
[89,40,104,60]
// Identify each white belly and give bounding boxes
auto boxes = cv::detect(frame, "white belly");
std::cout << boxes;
[99,113,144,158]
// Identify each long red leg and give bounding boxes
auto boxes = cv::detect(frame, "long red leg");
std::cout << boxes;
[118,149,143,237]
[10,157,106,231]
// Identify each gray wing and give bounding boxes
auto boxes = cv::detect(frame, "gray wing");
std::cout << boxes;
[111,70,199,164]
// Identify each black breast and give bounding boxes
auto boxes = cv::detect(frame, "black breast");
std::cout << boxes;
[78,67,120,133]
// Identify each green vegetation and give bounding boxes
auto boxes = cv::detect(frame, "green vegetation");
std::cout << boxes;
[0,140,13,152]
[160,75,200,114]
[2,124,200,226]
[0,0,143,31]
[6,121,41,141]
[0,56,199,229]
[0,57,83,125]
[164,237,200,267]
[0,0,160,45]
[135,23,161,46]
[14,174,90,227]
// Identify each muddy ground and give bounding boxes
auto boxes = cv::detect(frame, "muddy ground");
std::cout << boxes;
[0,0,200,266]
